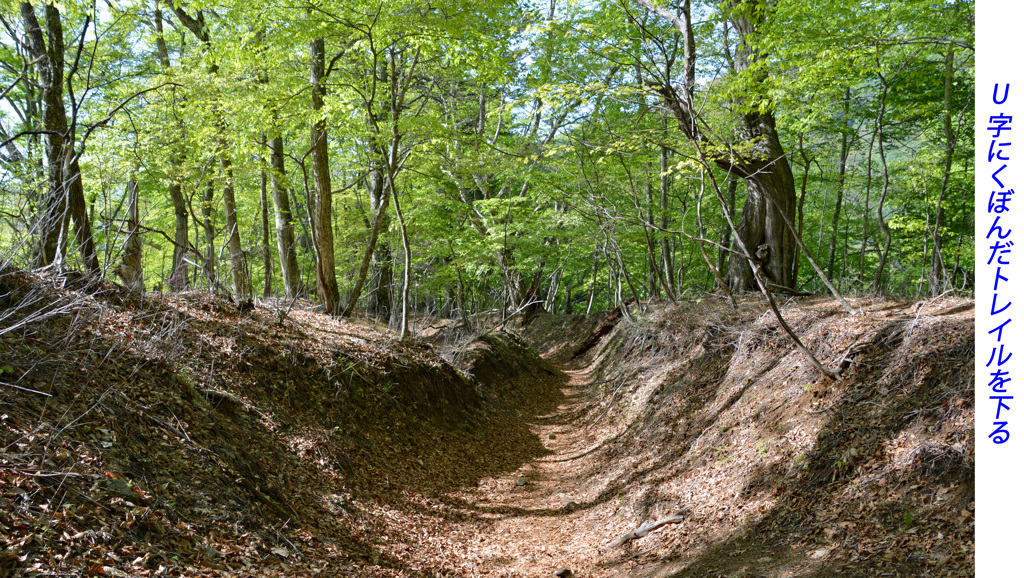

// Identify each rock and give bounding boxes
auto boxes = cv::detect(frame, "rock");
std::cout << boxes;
[563,500,578,512]
[547,433,556,440]
[554,569,574,578]
[516,476,527,486]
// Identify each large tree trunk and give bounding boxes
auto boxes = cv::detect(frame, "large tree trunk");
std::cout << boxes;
[722,113,797,292]
[270,134,301,299]
[722,8,798,292]
[22,2,98,273]
[310,37,340,314]
[724,4,796,291]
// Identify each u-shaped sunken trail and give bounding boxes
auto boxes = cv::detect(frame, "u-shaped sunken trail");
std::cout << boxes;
[0,280,974,577]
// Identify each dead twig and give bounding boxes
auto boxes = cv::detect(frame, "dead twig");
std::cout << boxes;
[0,380,52,396]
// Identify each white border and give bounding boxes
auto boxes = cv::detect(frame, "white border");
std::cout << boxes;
[977,1,1022,575]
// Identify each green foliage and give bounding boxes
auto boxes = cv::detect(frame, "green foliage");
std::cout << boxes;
[0,0,973,313]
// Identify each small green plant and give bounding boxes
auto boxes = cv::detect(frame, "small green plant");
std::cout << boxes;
[178,367,197,386]
[755,440,769,455]
[903,511,914,530]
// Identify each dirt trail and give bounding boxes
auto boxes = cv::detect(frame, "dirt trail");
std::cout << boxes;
[442,363,621,577]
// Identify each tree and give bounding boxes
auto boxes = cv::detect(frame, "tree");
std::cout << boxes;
[309,35,340,314]
[19,1,99,273]
[169,2,249,300]
[0,0,972,325]
[630,0,798,291]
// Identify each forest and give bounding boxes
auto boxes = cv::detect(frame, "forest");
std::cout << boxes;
[0,1,978,575]
[0,0,974,324]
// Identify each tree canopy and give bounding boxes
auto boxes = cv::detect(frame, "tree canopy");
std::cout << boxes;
[0,0,975,325]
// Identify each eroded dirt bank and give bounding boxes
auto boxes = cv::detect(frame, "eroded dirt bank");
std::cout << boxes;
[1,268,562,576]
[505,296,973,578]
[1,270,973,577]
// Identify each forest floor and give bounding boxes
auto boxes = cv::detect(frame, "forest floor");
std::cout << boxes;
[1,267,974,577]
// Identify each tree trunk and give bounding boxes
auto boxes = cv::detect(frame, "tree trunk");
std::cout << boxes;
[645,179,658,298]
[64,155,98,271]
[219,151,248,299]
[659,114,676,298]
[929,43,955,296]
[791,136,811,284]
[871,73,893,294]
[860,127,876,288]
[390,179,412,340]
[365,162,393,320]
[722,110,797,291]
[201,181,216,284]
[167,179,189,289]
[260,138,273,298]
[827,88,852,281]
[270,133,301,299]
[155,1,189,290]
[22,2,98,273]
[116,179,144,291]
[310,36,340,314]
[586,245,599,315]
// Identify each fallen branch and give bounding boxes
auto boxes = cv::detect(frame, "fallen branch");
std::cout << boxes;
[571,299,634,360]
[607,508,690,547]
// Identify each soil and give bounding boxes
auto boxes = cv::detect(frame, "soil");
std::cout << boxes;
[0,269,974,577]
